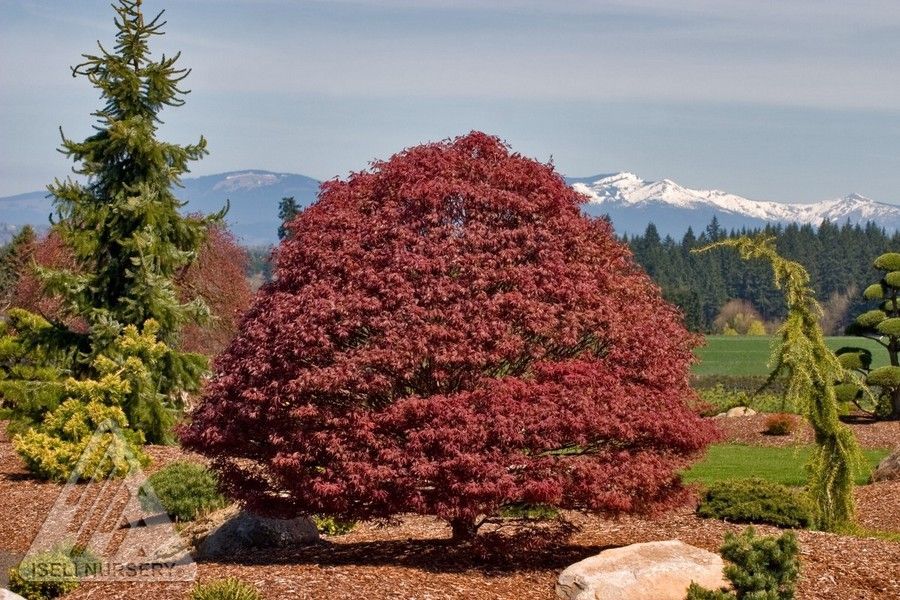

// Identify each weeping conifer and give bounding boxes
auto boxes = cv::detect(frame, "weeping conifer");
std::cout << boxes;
[696,236,863,531]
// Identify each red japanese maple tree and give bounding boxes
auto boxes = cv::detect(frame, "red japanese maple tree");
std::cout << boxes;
[181,132,716,541]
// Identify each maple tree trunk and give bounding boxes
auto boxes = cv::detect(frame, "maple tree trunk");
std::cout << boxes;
[449,518,479,543]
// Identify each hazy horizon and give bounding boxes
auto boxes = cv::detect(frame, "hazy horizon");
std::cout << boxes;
[3,1,900,204]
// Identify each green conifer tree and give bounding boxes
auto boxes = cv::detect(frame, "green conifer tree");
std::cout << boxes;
[0,226,36,306]
[44,0,222,346]
[277,196,300,240]
[840,252,900,418]
[1,0,214,445]
[696,236,863,531]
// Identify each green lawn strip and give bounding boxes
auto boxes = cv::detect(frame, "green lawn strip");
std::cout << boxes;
[682,443,890,487]
[693,336,888,377]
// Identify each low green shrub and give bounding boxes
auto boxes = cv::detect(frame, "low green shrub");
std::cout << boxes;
[763,413,797,436]
[140,461,227,522]
[311,515,356,536]
[697,478,814,529]
[691,375,788,396]
[189,578,262,600]
[696,385,792,416]
[687,526,799,600]
[6,544,99,600]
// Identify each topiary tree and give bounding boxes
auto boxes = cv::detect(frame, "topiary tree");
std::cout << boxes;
[696,236,863,531]
[839,252,900,418]
[181,132,717,542]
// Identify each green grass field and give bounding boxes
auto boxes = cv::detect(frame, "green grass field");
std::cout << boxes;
[681,443,890,487]
[692,335,887,376]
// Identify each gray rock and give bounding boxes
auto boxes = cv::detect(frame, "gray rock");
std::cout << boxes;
[195,507,319,559]
[872,449,900,482]
[1,589,27,600]
[556,540,729,600]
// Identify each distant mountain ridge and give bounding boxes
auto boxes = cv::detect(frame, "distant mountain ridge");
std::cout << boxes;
[0,171,319,246]
[1,169,898,245]
[570,172,900,236]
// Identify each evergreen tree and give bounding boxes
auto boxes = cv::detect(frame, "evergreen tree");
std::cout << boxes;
[277,196,300,240]
[0,226,36,307]
[840,252,900,418]
[44,0,222,347]
[1,0,213,445]
[696,236,863,531]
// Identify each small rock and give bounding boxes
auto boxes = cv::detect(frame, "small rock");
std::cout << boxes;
[872,449,900,482]
[716,406,757,418]
[192,506,319,559]
[556,540,728,600]
[1,589,26,600]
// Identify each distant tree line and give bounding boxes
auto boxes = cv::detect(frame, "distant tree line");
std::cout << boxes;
[626,217,900,333]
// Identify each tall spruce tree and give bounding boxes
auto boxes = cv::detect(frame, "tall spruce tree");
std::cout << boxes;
[1,0,215,445]
[45,0,221,347]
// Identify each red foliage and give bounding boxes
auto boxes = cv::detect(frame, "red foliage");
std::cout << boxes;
[178,225,253,356]
[7,231,71,321]
[181,132,717,539]
[9,225,251,356]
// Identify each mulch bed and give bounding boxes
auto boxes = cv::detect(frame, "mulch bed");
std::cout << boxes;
[1,421,898,600]
[715,413,900,450]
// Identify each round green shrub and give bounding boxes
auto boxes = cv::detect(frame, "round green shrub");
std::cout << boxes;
[696,478,815,529]
[874,252,900,272]
[876,317,900,337]
[863,283,885,300]
[834,383,862,404]
[886,271,900,289]
[882,300,899,314]
[835,347,872,371]
[190,578,261,600]
[140,461,227,522]
[855,309,886,328]
[8,548,80,600]
[867,366,900,389]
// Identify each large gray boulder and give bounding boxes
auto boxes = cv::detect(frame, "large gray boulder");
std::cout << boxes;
[179,505,319,559]
[872,449,900,482]
[556,540,728,600]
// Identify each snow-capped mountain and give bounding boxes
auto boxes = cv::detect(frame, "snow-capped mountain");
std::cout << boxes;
[2,169,898,245]
[569,173,900,236]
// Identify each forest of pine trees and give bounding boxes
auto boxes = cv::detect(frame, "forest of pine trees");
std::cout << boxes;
[626,217,900,333]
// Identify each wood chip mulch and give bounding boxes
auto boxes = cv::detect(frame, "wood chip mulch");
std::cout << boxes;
[1,422,898,600]
[715,414,900,450]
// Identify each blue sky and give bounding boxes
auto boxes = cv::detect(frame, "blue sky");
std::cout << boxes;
[2,0,900,203]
